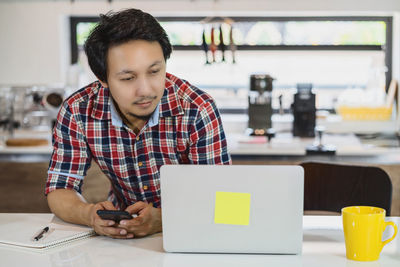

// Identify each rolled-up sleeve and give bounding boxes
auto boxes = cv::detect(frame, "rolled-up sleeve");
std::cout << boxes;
[188,99,231,165]
[45,102,92,195]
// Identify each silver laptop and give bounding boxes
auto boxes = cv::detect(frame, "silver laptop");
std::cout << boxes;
[160,165,304,254]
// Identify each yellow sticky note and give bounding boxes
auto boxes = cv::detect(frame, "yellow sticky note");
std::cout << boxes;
[214,191,251,226]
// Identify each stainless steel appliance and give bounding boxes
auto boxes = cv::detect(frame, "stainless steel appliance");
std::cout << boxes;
[248,74,274,136]
[1,86,65,135]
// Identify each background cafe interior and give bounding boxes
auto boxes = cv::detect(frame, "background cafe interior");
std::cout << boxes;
[0,0,400,264]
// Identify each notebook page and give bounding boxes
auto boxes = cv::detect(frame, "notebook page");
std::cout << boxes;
[0,213,95,249]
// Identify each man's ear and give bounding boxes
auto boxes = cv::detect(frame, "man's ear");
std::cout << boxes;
[98,80,109,88]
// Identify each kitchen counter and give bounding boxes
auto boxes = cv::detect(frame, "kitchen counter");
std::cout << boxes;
[0,129,52,162]
[227,132,400,163]
[222,114,400,163]
[0,146,52,162]
[1,119,399,163]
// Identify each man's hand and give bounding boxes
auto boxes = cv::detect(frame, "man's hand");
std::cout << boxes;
[88,201,134,239]
[118,201,162,238]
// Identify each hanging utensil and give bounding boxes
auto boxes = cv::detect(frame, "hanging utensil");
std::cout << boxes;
[219,25,226,62]
[210,26,217,63]
[229,25,236,64]
[201,29,210,64]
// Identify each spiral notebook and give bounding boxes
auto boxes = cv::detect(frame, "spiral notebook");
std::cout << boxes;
[0,213,95,250]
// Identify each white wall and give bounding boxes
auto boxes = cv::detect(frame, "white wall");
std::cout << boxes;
[1,0,400,85]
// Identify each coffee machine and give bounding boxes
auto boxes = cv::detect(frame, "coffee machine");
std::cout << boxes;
[248,74,274,138]
[292,83,316,137]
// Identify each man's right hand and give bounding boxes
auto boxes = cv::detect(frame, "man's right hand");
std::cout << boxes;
[89,201,134,239]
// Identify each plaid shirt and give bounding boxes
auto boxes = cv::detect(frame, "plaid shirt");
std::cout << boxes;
[46,73,231,209]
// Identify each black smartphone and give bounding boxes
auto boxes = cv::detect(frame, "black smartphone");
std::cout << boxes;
[96,210,133,223]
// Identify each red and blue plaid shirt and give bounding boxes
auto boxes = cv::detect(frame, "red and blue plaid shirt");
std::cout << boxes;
[46,73,231,208]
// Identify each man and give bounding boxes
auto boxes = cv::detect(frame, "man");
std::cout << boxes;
[46,8,231,239]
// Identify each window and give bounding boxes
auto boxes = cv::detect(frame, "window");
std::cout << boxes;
[70,16,392,113]
[160,19,386,46]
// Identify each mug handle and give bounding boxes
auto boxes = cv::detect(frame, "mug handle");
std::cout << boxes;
[382,221,398,247]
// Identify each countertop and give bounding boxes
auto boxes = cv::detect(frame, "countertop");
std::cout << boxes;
[0,215,399,267]
[0,115,399,162]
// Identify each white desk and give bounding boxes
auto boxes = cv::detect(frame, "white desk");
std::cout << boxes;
[0,215,399,267]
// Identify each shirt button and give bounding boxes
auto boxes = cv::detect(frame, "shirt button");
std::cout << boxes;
[136,136,140,141]
[138,162,143,167]
[143,185,148,190]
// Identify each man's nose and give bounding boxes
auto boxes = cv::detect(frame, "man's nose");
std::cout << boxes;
[135,76,152,97]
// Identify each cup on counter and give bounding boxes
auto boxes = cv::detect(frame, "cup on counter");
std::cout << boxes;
[342,206,398,261]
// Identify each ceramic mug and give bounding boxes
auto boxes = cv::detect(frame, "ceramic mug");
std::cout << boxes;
[342,206,398,261]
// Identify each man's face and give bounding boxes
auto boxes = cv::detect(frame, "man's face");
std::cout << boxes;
[101,40,166,120]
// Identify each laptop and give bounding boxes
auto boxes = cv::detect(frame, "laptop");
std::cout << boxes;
[160,165,304,254]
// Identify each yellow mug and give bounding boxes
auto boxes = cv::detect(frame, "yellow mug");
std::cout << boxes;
[342,206,398,261]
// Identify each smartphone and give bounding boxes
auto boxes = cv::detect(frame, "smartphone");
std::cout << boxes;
[96,210,133,223]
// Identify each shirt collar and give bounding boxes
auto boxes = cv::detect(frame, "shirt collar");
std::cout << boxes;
[158,73,184,118]
[109,98,160,128]
[91,82,112,121]
[109,98,123,127]
[148,103,160,127]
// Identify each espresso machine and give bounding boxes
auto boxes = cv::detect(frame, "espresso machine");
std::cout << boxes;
[292,83,316,137]
[1,86,65,133]
[248,74,275,139]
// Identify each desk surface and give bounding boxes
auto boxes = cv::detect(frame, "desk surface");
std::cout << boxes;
[0,215,399,267]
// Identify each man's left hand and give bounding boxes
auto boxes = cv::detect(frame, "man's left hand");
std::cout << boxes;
[118,201,162,238]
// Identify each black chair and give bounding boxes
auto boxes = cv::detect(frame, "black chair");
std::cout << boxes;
[300,161,393,215]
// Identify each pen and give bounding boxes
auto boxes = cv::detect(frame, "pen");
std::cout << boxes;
[34,226,49,241]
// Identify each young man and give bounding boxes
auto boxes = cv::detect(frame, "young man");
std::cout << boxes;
[46,8,231,239]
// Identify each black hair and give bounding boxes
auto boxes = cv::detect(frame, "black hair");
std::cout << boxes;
[84,8,172,83]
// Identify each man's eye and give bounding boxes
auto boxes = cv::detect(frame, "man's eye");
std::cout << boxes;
[121,77,133,81]
[150,70,160,74]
